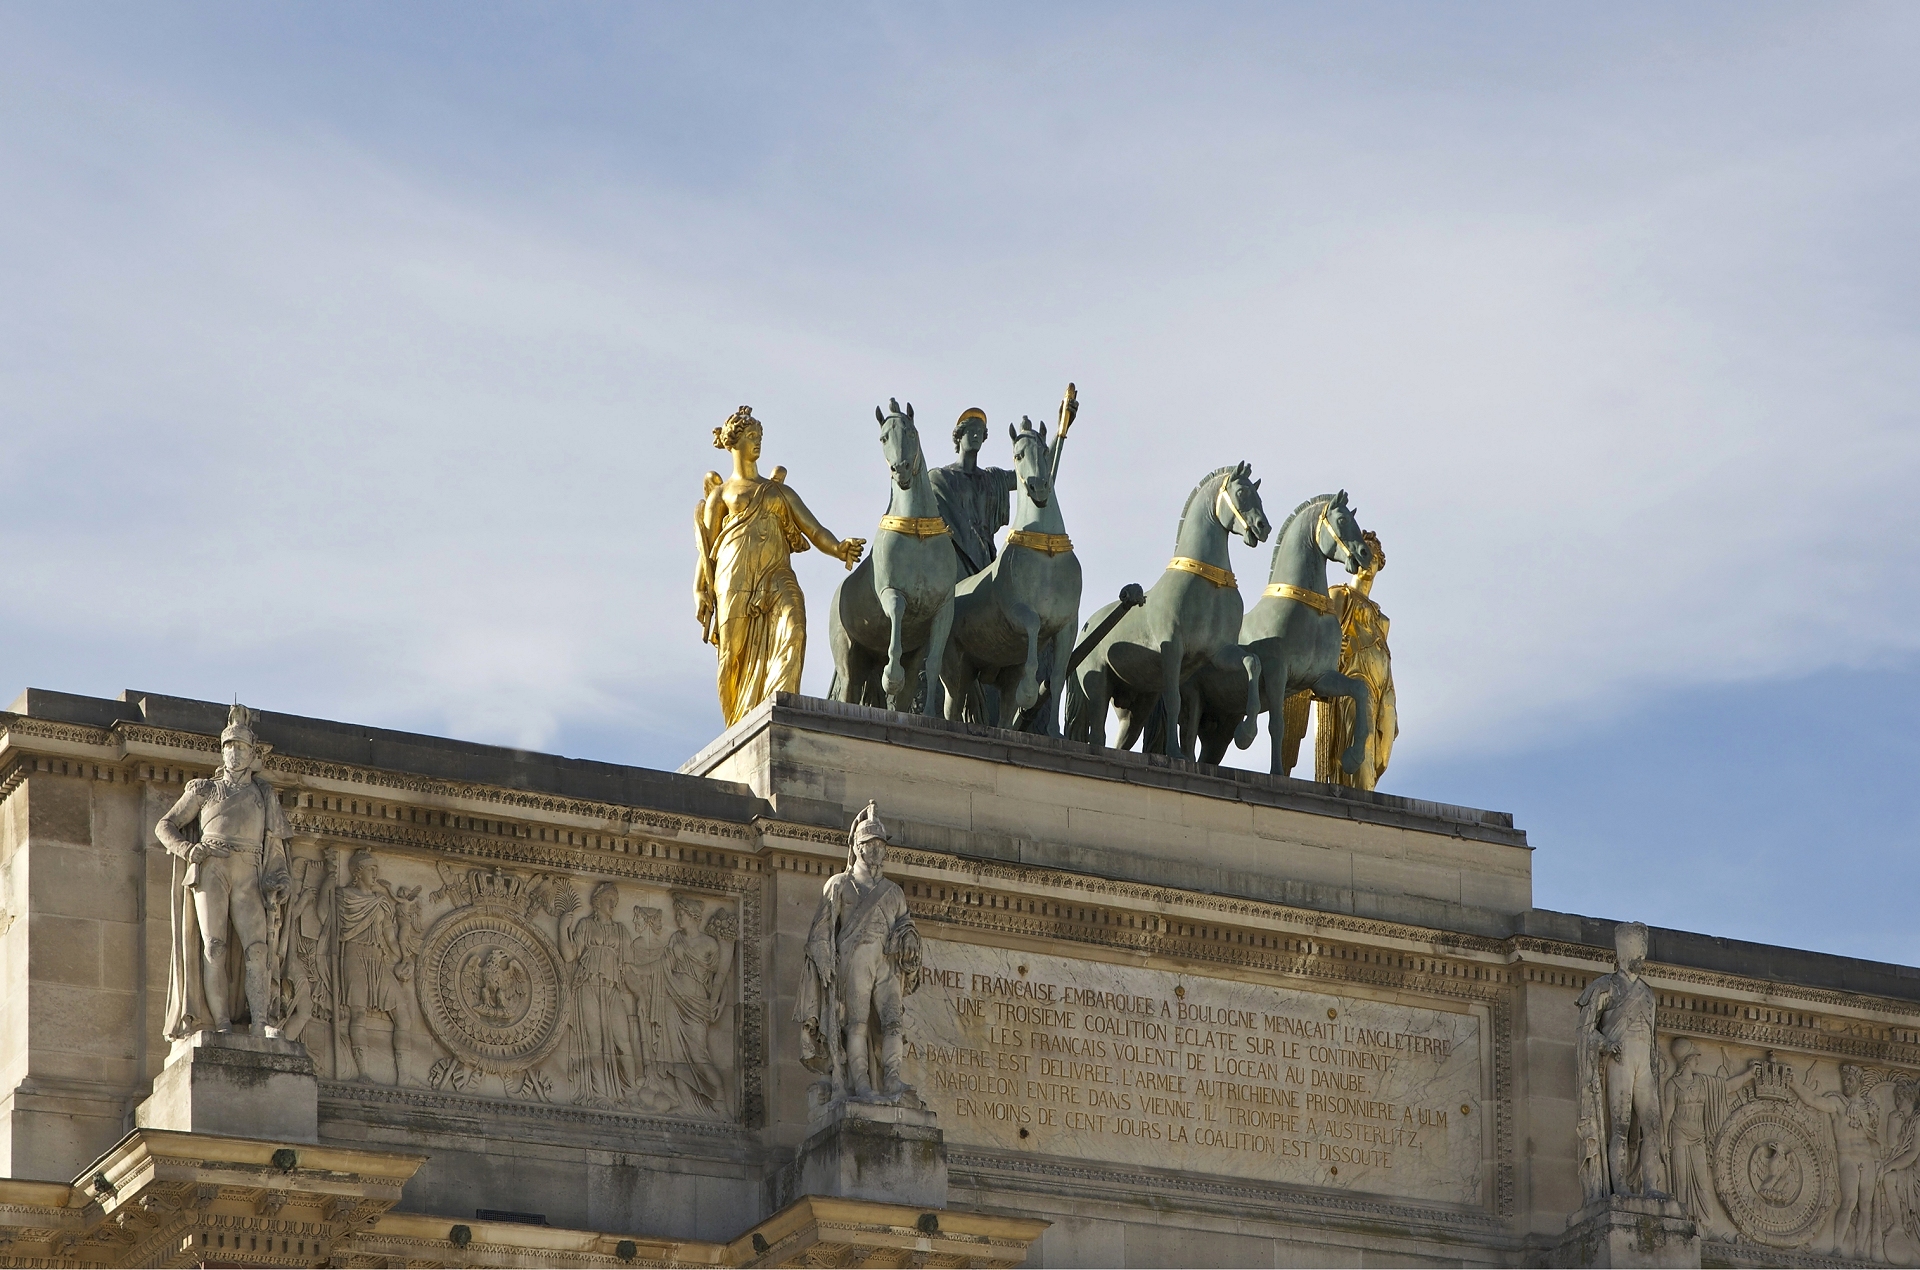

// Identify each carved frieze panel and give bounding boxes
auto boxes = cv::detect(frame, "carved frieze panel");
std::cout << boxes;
[1658,1034,1920,1265]
[277,841,752,1126]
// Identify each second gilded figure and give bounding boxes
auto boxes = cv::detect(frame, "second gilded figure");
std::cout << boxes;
[696,407,865,726]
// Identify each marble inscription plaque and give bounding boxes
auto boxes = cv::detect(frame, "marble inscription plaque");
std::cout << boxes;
[904,941,1485,1205]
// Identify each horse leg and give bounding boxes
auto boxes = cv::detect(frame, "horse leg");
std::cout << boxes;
[880,587,910,708]
[919,594,956,719]
[1085,666,1111,746]
[1043,624,1074,738]
[938,636,970,723]
[1256,652,1294,776]
[1234,648,1262,751]
[1271,700,1289,775]
[827,594,856,704]
[1008,602,1042,713]
[1311,668,1374,776]
[1157,639,1184,758]
[1177,681,1201,761]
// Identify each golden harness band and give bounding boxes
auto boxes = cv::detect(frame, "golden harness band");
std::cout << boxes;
[877,515,951,539]
[1005,529,1074,556]
[1167,556,1236,589]
[1263,582,1334,614]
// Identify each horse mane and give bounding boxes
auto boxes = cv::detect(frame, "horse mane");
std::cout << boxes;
[1274,493,1336,545]
[1174,465,1238,546]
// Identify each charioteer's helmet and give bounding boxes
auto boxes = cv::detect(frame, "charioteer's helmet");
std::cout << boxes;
[953,407,987,448]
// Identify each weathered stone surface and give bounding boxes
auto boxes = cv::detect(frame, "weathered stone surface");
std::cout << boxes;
[0,686,1916,1268]
[1555,1195,1700,1268]
[905,939,1484,1205]
[780,1102,948,1209]
[135,1030,319,1143]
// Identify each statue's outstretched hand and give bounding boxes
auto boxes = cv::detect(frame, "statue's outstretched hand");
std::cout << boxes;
[838,537,867,568]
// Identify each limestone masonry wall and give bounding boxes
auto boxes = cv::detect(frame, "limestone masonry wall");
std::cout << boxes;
[0,688,1916,1267]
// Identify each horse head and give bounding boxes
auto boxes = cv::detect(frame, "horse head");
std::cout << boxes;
[875,398,921,490]
[1314,490,1371,574]
[1214,461,1271,547]
[1009,416,1052,507]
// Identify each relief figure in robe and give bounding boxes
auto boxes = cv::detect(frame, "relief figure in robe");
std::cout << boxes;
[1662,1039,1755,1237]
[278,853,333,1053]
[634,895,735,1116]
[154,704,294,1039]
[561,881,637,1107]
[332,848,401,1084]
[389,882,431,1087]
[624,905,667,1076]
[1880,1080,1920,1262]
[696,406,865,725]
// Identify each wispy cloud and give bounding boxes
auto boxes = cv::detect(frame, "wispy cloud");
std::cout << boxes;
[1,2,1915,784]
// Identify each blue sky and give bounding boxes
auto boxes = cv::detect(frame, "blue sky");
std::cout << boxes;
[2,4,1915,962]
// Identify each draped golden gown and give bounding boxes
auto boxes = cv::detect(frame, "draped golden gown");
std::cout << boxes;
[1314,583,1398,790]
[699,475,814,726]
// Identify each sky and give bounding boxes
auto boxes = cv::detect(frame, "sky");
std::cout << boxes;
[2,3,1916,963]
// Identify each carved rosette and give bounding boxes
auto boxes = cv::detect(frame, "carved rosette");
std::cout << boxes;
[416,906,569,1076]
[1712,1091,1835,1248]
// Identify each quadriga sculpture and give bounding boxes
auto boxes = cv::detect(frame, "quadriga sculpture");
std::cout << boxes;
[828,400,960,715]
[1186,491,1374,770]
[1064,462,1270,757]
[938,415,1082,735]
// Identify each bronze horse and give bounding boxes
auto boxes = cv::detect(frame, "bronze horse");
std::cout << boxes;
[827,400,960,715]
[1064,463,1270,756]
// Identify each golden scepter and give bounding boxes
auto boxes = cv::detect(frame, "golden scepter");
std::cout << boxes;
[1049,382,1077,487]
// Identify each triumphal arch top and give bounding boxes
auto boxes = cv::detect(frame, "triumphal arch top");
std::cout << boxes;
[0,685,1914,1268]
[1,393,1916,1268]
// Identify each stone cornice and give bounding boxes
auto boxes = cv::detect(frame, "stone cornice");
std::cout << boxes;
[685,693,1529,848]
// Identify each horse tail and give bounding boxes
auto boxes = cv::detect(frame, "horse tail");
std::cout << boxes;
[827,668,844,702]
[1063,655,1089,741]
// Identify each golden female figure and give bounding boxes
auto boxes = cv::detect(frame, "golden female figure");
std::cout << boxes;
[1314,530,1398,789]
[696,407,864,725]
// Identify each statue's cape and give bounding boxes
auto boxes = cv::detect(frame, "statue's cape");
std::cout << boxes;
[930,463,1015,575]
[164,850,245,1039]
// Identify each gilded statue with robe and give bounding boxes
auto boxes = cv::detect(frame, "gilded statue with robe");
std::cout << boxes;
[1313,530,1399,790]
[695,407,865,725]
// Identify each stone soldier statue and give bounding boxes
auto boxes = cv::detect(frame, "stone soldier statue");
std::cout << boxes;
[155,704,294,1039]
[929,407,1018,579]
[1574,921,1668,1201]
[795,801,924,1105]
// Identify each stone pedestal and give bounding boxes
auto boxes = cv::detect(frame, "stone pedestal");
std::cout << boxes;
[134,1031,318,1145]
[1555,1195,1701,1269]
[780,1102,947,1210]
